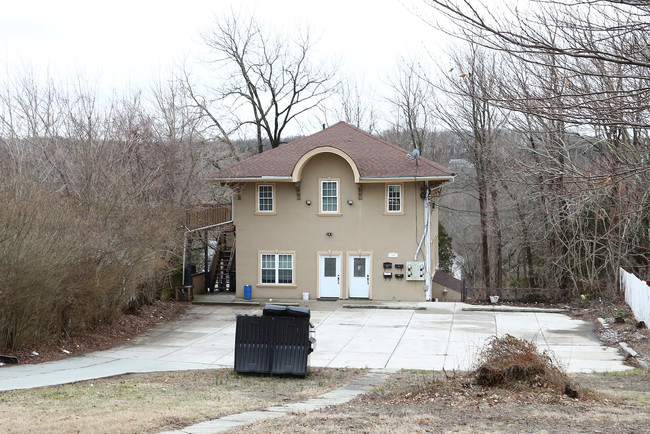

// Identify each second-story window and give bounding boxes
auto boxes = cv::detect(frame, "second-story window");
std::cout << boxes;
[321,180,339,213]
[257,184,274,213]
[387,184,402,213]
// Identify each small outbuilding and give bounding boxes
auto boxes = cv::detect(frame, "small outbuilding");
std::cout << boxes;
[431,270,463,302]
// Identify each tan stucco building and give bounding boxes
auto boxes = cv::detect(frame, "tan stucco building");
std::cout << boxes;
[209,122,455,301]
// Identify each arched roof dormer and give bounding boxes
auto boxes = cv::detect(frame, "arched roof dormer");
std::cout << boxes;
[291,146,361,183]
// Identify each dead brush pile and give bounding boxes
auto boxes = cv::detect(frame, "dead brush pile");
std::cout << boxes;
[475,334,579,398]
[369,335,583,410]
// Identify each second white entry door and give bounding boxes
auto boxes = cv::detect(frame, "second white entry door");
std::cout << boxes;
[349,255,370,298]
[319,254,341,298]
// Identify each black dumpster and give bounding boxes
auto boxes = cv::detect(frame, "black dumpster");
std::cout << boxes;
[263,304,311,318]
[235,304,315,377]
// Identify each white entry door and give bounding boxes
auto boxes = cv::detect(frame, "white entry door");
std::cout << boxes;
[349,255,370,298]
[319,254,341,298]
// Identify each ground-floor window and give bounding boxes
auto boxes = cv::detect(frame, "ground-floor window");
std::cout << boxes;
[260,253,294,284]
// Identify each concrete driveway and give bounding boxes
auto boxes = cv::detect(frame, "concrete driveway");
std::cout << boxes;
[0,302,631,391]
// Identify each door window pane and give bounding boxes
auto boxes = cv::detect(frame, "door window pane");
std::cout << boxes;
[324,257,337,277]
[353,257,366,277]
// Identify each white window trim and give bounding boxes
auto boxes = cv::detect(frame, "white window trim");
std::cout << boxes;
[385,183,404,215]
[258,251,296,287]
[319,178,341,216]
[256,183,276,215]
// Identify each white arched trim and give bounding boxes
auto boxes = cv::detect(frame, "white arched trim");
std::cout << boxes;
[291,147,361,183]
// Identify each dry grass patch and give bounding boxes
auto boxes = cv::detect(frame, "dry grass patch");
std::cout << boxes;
[234,369,650,433]
[0,367,364,433]
[233,338,649,433]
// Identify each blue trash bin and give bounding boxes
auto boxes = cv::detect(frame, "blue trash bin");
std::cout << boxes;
[244,284,252,300]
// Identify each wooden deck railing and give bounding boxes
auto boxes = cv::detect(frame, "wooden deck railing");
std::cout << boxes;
[186,204,233,230]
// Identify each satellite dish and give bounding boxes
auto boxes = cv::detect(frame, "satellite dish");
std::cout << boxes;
[407,148,420,168]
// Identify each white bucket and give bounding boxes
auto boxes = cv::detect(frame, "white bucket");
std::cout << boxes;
[490,295,499,304]
[302,292,309,301]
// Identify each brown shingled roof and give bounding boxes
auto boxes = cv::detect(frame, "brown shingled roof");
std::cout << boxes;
[432,270,463,293]
[208,122,455,182]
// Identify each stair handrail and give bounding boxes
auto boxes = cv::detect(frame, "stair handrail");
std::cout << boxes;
[227,244,236,272]
[209,231,223,279]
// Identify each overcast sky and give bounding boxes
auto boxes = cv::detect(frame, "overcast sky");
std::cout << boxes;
[1,0,441,85]
[0,0,467,137]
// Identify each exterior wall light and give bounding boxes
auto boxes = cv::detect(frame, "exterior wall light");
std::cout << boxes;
[326,232,333,236]
[306,200,311,205]
[347,200,353,205]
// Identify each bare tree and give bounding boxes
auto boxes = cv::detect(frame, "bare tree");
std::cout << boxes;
[434,45,508,289]
[149,71,225,203]
[421,0,650,127]
[384,57,438,156]
[420,0,650,292]
[319,77,378,134]
[197,11,337,153]
[0,67,212,349]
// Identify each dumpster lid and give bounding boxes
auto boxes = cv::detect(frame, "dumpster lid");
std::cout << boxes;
[263,304,310,318]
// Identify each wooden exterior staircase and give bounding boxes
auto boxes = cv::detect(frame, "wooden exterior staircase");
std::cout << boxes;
[184,204,236,294]
[209,231,236,292]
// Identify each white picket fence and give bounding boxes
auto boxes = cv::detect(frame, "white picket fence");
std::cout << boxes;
[620,268,650,324]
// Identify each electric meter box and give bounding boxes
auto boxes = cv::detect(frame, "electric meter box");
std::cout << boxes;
[405,261,425,281]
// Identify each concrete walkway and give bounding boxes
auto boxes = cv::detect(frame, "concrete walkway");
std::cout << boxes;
[159,370,390,434]
[0,301,631,392]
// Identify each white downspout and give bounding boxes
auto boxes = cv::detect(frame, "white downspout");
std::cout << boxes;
[424,181,432,301]
[412,182,432,300]
[414,187,428,261]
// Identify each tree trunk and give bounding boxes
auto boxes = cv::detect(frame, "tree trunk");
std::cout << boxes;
[490,186,503,290]
[478,170,491,288]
